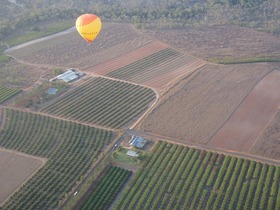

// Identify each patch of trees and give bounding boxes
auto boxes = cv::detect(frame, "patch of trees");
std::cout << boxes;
[0,0,279,41]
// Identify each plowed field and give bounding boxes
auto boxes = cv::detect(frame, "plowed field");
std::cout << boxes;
[209,70,280,152]
[250,110,280,159]
[138,63,275,144]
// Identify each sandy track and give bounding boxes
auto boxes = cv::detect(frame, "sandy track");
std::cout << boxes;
[208,70,280,151]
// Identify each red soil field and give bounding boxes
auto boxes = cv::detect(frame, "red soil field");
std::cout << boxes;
[85,41,168,76]
[208,70,280,152]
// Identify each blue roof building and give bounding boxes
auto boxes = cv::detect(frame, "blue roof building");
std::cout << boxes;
[129,136,147,149]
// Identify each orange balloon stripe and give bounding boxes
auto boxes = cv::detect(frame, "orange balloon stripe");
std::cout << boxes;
[76,14,98,26]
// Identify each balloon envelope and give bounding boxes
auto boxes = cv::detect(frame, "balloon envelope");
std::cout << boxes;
[75,14,102,43]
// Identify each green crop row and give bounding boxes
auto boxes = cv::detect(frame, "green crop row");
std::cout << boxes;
[41,77,156,129]
[79,166,132,210]
[114,141,280,210]
[0,108,114,210]
[0,85,21,104]
[107,48,182,81]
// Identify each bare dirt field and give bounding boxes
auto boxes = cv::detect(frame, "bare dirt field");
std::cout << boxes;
[209,70,280,152]
[138,63,276,144]
[0,148,47,206]
[250,109,280,160]
[143,25,280,60]
[6,23,153,70]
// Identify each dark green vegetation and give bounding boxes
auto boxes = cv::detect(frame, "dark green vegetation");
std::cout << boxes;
[0,85,21,104]
[0,108,114,210]
[115,141,280,210]
[78,166,132,210]
[1,0,279,44]
[210,56,280,64]
[41,77,156,129]
[107,48,180,79]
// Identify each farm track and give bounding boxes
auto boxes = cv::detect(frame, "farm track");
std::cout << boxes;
[128,129,280,166]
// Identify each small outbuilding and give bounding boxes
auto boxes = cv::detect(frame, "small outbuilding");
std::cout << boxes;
[126,150,139,157]
[46,87,58,95]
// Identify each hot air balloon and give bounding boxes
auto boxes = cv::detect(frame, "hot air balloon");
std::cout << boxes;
[75,14,102,43]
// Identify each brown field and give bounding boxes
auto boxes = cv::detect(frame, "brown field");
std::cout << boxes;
[0,148,46,206]
[86,41,168,75]
[142,57,205,91]
[138,63,275,144]
[209,70,280,151]
[250,109,280,160]
[143,25,280,60]
[6,23,153,70]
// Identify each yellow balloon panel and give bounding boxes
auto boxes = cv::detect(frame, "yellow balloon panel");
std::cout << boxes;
[75,14,102,43]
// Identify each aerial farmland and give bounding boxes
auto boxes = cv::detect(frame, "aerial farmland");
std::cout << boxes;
[1,17,280,210]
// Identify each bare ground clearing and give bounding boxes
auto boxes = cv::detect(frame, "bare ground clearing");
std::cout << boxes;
[143,25,280,60]
[250,109,280,160]
[209,70,280,152]
[138,63,275,145]
[0,148,47,206]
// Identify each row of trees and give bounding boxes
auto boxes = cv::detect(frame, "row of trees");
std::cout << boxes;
[0,108,114,210]
[79,166,132,210]
[114,141,280,210]
[1,0,279,41]
[41,77,156,129]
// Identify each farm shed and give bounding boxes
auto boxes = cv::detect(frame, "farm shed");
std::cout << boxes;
[126,150,139,157]
[56,70,78,83]
[129,136,147,149]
